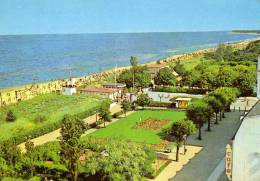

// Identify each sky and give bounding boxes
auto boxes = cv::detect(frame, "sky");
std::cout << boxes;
[0,0,260,35]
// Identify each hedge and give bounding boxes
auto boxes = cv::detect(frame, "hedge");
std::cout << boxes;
[148,101,173,108]
[154,86,207,94]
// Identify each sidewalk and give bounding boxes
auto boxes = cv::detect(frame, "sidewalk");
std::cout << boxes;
[18,103,122,152]
[172,111,243,181]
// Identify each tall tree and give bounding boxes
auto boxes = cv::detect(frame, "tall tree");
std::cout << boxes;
[186,100,207,140]
[60,115,86,181]
[205,95,222,124]
[164,119,196,161]
[154,67,177,86]
[121,100,131,117]
[98,104,112,127]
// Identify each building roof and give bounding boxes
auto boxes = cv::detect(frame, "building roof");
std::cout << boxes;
[80,87,117,94]
[147,63,168,68]
[102,83,126,87]
[175,97,192,101]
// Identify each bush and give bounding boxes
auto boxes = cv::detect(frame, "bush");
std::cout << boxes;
[6,110,16,122]
[149,101,173,108]
[112,111,124,118]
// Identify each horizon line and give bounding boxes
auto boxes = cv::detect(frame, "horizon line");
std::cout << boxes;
[0,30,236,36]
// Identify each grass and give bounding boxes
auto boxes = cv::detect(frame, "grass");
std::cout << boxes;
[0,93,104,141]
[88,110,186,144]
[168,56,214,71]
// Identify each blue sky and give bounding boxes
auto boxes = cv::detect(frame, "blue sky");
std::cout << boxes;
[0,0,260,35]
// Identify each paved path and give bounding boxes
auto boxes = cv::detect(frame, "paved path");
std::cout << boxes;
[18,104,122,152]
[171,111,243,181]
[149,146,202,181]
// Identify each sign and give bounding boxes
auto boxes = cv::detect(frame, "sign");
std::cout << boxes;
[226,144,232,180]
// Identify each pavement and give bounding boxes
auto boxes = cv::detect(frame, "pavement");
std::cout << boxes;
[171,111,243,181]
[149,145,203,181]
[18,103,122,152]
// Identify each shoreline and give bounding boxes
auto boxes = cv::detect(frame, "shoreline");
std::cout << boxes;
[0,37,259,106]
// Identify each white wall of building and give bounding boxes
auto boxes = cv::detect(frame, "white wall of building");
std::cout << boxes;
[63,87,77,95]
[145,91,204,103]
[232,115,260,181]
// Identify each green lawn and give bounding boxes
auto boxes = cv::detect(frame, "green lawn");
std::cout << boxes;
[88,110,186,144]
[0,93,104,142]
[168,56,213,71]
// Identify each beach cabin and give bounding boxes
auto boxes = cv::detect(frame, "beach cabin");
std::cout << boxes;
[175,97,192,109]
[80,87,119,101]
[63,78,77,96]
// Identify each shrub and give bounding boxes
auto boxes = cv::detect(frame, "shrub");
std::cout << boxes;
[6,110,16,122]
[149,101,173,108]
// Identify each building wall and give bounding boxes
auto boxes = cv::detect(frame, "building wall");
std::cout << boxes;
[257,57,260,99]
[232,115,260,181]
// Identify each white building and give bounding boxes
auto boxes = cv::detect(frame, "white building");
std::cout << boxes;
[257,57,260,99]
[80,87,119,101]
[232,101,260,181]
[63,78,77,95]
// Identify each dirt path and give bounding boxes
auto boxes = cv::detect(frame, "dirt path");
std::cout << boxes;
[18,103,122,152]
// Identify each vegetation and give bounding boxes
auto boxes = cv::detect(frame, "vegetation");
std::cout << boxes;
[163,119,196,161]
[186,100,208,140]
[121,100,132,116]
[60,115,87,181]
[154,67,176,86]
[0,93,107,144]
[118,57,151,89]
[0,125,156,181]
[88,110,186,144]
[136,94,152,108]
[98,104,112,128]
[205,40,260,62]
[5,110,16,122]
[81,138,156,180]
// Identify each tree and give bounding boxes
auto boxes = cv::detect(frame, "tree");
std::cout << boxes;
[136,94,151,109]
[121,100,131,117]
[117,66,151,89]
[6,110,16,122]
[60,115,86,181]
[130,56,138,67]
[203,101,214,131]
[98,104,112,127]
[186,100,208,140]
[212,87,239,120]
[82,138,155,181]
[163,119,196,161]
[154,67,177,86]
[205,95,222,124]
[174,60,186,76]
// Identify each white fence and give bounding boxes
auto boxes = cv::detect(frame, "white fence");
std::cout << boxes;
[145,91,204,103]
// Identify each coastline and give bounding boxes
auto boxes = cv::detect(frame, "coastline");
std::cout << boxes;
[0,37,259,106]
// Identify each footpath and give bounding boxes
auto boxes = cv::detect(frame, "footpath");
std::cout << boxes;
[18,104,122,152]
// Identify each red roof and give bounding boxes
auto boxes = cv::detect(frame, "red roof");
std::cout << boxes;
[80,87,117,94]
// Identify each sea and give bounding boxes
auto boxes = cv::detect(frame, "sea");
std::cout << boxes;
[0,31,259,89]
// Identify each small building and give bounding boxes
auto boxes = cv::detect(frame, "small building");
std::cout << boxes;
[175,97,192,109]
[147,63,168,78]
[102,83,126,90]
[80,87,119,101]
[63,78,77,96]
